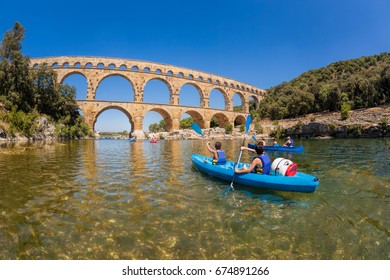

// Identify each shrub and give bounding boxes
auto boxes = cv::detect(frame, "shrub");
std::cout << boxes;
[340,102,351,120]
[225,122,233,134]
[254,122,264,133]
[5,107,38,136]
[269,125,286,139]
[379,117,388,135]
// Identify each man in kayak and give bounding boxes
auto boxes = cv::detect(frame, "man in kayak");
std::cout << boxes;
[282,136,294,147]
[272,138,280,146]
[206,141,227,164]
[235,143,271,174]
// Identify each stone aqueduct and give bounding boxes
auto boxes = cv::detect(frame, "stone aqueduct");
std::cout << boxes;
[30,56,266,138]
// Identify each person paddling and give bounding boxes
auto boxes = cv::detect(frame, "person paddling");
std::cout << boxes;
[282,136,294,147]
[235,143,271,174]
[206,141,226,164]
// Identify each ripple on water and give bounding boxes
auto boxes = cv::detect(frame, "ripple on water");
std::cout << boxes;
[0,139,389,259]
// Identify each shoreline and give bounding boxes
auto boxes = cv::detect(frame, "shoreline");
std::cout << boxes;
[1,105,389,142]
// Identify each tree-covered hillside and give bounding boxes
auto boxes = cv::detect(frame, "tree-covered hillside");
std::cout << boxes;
[258,53,390,120]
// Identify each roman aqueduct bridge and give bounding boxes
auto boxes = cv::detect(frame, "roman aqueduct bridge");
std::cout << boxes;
[30,56,266,138]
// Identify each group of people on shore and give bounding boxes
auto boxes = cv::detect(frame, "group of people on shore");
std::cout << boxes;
[206,136,294,175]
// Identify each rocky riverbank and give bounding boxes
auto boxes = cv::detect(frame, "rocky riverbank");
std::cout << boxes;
[271,105,390,139]
[163,105,390,140]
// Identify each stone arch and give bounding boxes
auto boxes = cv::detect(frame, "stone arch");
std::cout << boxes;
[179,83,203,107]
[145,108,173,131]
[182,110,205,128]
[59,70,87,84]
[95,73,135,101]
[233,92,245,112]
[234,115,246,126]
[61,72,88,100]
[93,105,134,132]
[209,87,228,110]
[249,95,260,111]
[210,112,229,128]
[143,77,172,104]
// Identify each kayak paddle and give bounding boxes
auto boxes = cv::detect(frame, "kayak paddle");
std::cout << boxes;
[191,122,204,137]
[228,115,252,190]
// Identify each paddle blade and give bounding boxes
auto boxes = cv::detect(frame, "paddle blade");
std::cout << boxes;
[245,115,252,133]
[251,135,257,141]
[191,122,203,136]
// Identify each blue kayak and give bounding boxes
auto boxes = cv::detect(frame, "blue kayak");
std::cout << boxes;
[248,143,303,152]
[192,154,319,193]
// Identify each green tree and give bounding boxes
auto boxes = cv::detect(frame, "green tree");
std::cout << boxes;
[179,117,193,129]
[0,22,91,138]
[0,22,33,112]
[257,52,390,119]
[149,119,167,132]
[210,116,219,128]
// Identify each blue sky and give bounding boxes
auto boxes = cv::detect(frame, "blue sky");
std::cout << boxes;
[2,0,389,132]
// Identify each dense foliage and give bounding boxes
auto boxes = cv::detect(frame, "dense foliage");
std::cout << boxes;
[179,117,193,129]
[149,119,166,133]
[258,53,390,120]
[0,22,91,138]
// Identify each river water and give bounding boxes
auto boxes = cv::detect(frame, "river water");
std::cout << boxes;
[0,138,389,260]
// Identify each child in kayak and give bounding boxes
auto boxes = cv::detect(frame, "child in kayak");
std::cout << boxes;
[206,141,226,164]
[235,143,271,174]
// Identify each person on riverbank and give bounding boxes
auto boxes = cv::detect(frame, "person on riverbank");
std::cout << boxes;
[206,141,226,164]
[235,143,271,174]
[282,136,294,147]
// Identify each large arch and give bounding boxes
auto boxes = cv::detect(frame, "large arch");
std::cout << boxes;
[234,115,246,126]
[144,108,173,131]
[210,112,229,128]
[143,78,171,104]
[183,110,205,128]
[249,95,260,111]
[93,106,134,132]
[233,92,245,112]
[59,70,88,83]
[179,83,203,107]
[95,74,135,101]
[209,88,228,110]
[61,72,88,100]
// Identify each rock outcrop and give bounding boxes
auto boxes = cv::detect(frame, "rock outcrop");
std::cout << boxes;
[256,105,390,139]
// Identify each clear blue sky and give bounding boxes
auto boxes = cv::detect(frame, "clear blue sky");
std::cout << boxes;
[2,0,389,132]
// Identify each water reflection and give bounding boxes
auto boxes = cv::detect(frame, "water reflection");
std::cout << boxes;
[0,138,389,259]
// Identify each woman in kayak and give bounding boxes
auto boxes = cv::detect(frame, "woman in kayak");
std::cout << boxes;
[282,136,294,147]
[235,143,271,174]
[206,141,226,164]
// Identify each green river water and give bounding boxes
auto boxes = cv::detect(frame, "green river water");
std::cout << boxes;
[0,138,389,260]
